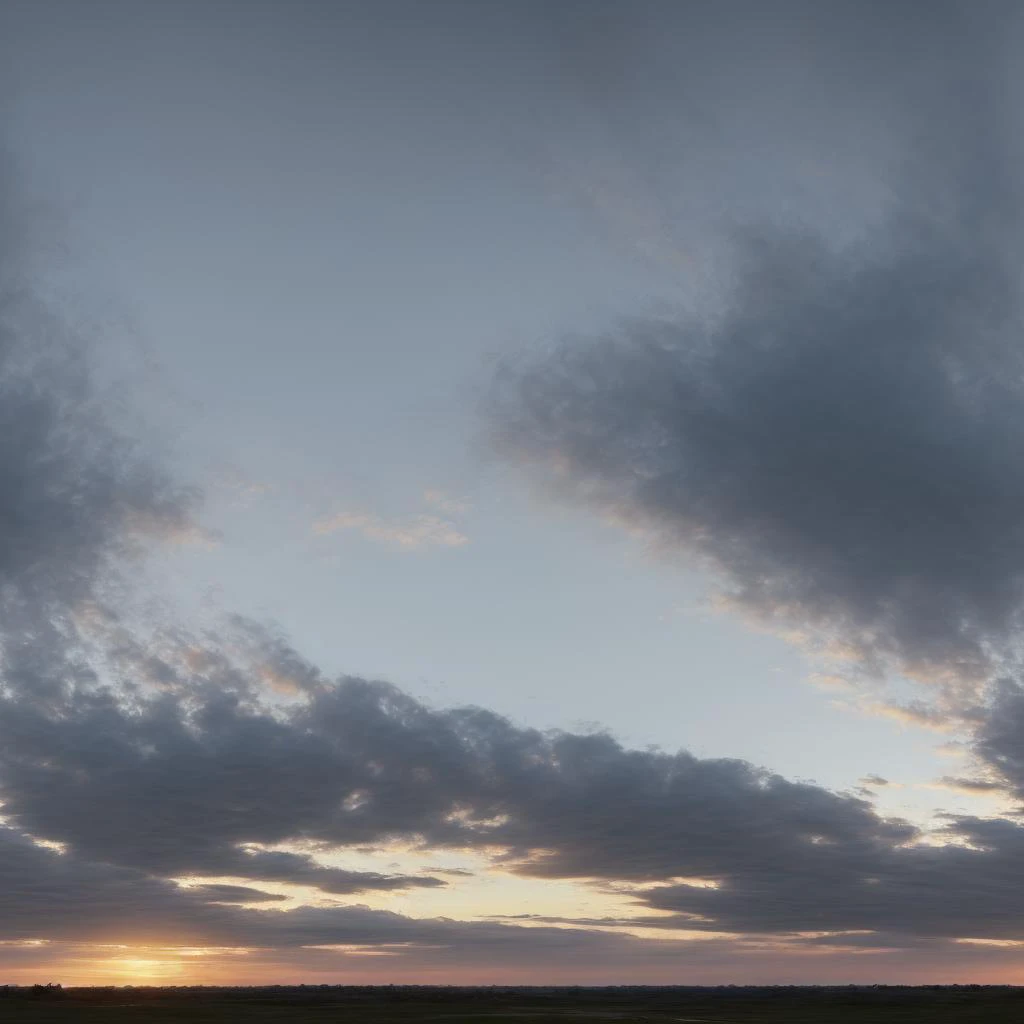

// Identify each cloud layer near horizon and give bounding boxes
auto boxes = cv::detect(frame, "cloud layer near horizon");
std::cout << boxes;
[10,626,1024,968]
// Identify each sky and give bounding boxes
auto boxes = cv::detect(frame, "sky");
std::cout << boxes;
[2,0,1024,987]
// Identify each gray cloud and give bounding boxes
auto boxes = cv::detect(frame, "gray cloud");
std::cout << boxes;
[490,218,1024,689]
[210,850,447,896]
[640,821,1024,940]
[0,150,195,706]
[934,775,1004,794]
[490,6,1024,955]
[7,627,1024,945]
[0,647,894,871]
[0,825,217,945]
[968,680,1024,797]
[190,884,288,904]
[0,824,689,974]
[489,2,1024,703]
[860,775,889,787]
[0,673,447,895]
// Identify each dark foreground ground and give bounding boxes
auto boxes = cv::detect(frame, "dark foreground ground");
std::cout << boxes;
[2,985,1024,1023]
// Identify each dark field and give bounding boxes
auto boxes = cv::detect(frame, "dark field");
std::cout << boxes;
[3,985,1024,1023]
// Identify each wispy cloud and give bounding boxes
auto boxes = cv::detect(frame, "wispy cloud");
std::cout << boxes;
[858,775,890,788]
[423,489,473,516]
[314,512,468,550]
[930,776,1005,795]
[839,700,960,732]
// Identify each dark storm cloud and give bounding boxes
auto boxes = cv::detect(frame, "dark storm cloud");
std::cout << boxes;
[490,1,1024,693]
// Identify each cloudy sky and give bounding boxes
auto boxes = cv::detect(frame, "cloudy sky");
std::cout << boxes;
[2,0,1024,986]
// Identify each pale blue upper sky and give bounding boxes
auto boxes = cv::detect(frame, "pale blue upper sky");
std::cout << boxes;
[4,0,965,813]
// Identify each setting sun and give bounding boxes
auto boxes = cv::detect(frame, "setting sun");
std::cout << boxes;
[97,957,183,984]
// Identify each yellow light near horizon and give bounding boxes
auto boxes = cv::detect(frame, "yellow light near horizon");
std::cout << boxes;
[103,957,184,982]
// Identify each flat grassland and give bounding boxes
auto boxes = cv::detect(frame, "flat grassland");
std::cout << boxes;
[2,985,1022,1022]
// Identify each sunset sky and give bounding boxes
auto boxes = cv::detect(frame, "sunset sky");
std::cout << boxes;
[3,0,1024,987]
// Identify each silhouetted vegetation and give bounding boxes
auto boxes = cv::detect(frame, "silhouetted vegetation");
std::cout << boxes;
[1,984,1024,1021]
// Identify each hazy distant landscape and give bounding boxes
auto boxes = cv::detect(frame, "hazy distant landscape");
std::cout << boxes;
[3,986,1023,1023]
